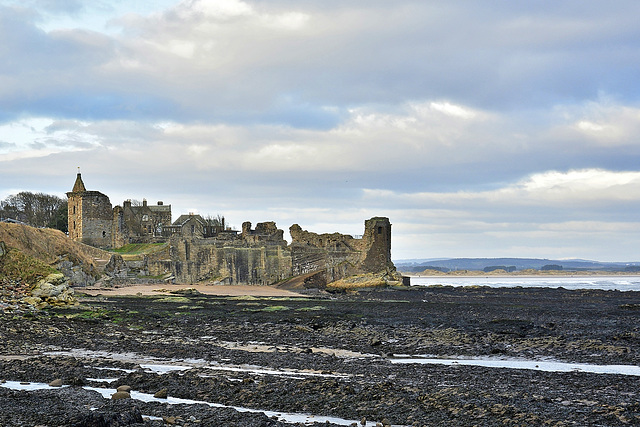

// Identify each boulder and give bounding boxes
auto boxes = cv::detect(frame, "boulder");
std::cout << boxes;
[111,391,131,400]
[48,379,63,387]
[116,385,131,392]
[29,273,76,306]
[0,241,6,258]
[105,254,128,278]
[153,388,168,398]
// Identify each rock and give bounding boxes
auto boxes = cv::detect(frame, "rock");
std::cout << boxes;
[370,337,382,346]
[154,388,168,398]
[23,297,42,307]
[29,273,76,306]
[163,415,181,424]
[361,416,367,426]
[0,241,7,258]
[116,385,131,392]
[48,379,63,387]
[105,254,128,278]
[111,391,131,400]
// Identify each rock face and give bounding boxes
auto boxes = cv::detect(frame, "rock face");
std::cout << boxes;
[147,217,398,287]
[104,254,128,278]
[25,273,76,308]
[154,223,293,285]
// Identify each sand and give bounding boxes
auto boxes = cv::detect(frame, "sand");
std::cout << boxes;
[79,283,303,297]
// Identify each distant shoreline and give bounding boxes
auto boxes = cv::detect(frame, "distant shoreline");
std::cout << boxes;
[403,270,640,278]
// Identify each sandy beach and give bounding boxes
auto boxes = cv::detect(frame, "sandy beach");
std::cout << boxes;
[80,283,302,297]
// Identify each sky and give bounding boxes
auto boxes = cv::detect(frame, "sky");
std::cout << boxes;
[1,0,640,262]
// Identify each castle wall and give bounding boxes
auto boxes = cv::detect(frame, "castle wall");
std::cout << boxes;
[158,237,293,285]
[66,175,395,286]
[153,218,394,286]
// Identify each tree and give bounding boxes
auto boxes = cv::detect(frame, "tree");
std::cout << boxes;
[0,192,67,231]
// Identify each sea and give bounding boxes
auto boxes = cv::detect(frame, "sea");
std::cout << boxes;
[408,275,640,291]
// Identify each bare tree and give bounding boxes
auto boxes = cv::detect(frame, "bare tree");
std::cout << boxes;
[0,192,67,230]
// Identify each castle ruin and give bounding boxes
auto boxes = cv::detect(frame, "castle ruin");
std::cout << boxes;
[67,173,397,286]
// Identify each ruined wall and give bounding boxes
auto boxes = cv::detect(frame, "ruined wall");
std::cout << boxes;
[161,238,292,285]
[146,218,394,286]
[289,217,394,285]
[149,222,292,285]
[360,217,394,273]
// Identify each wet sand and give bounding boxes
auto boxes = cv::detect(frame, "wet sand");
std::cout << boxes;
[81,283,303,297]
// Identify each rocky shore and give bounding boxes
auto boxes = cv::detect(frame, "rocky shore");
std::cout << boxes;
[1,285,640,426]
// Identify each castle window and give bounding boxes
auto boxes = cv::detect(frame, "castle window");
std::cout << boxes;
[191,225,195,233]
[73,205,76,214]
[102,231,106,238]
[377,226,382,234]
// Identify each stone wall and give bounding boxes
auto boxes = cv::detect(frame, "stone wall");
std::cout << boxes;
[148,222,292,285]
[148,218,395,286]
[158,237,292,285]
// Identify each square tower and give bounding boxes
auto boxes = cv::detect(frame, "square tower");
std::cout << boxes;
[66,173,114,248]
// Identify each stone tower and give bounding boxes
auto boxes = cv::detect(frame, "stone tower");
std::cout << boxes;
[360,217,393,273]
[66,173,114,248]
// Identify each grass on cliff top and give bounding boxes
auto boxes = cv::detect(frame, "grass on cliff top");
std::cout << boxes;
[0,248,58,286]
[110,243,167,256]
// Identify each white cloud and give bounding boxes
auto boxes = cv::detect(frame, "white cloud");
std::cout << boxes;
[553,100,640,147]
[363,168,640,206]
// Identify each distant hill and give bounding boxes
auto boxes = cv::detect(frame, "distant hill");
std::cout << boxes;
[394,257,640,273]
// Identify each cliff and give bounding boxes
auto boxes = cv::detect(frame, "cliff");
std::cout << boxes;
[146,217,399,287]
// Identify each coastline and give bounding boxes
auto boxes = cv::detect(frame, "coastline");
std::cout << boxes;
[403,271,640,278]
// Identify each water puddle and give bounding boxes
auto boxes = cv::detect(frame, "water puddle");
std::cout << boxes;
[139,364,193,374]
[0,381,393,426]
[84,386,390,426]
[1,381,68,391]
[45,349,350,379]
[390,355,640,376]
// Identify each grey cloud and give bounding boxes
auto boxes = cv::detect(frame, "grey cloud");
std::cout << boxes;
[0,141,17,150]
[2,1,640,125]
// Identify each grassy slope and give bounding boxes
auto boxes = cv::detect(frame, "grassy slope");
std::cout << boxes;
[0,222,111,277]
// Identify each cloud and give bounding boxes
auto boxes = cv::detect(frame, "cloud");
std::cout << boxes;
[364,169,640,207]
[551,100,640,147]
[2,1,640,261]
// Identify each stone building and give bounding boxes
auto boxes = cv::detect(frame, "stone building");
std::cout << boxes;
[67,173,173,248]
[67,173,397,286]
[113,199,172,246]
[67,173,114,248]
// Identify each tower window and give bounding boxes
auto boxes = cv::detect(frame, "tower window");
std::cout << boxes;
[73,205,76,214]
[377,226,382,234]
